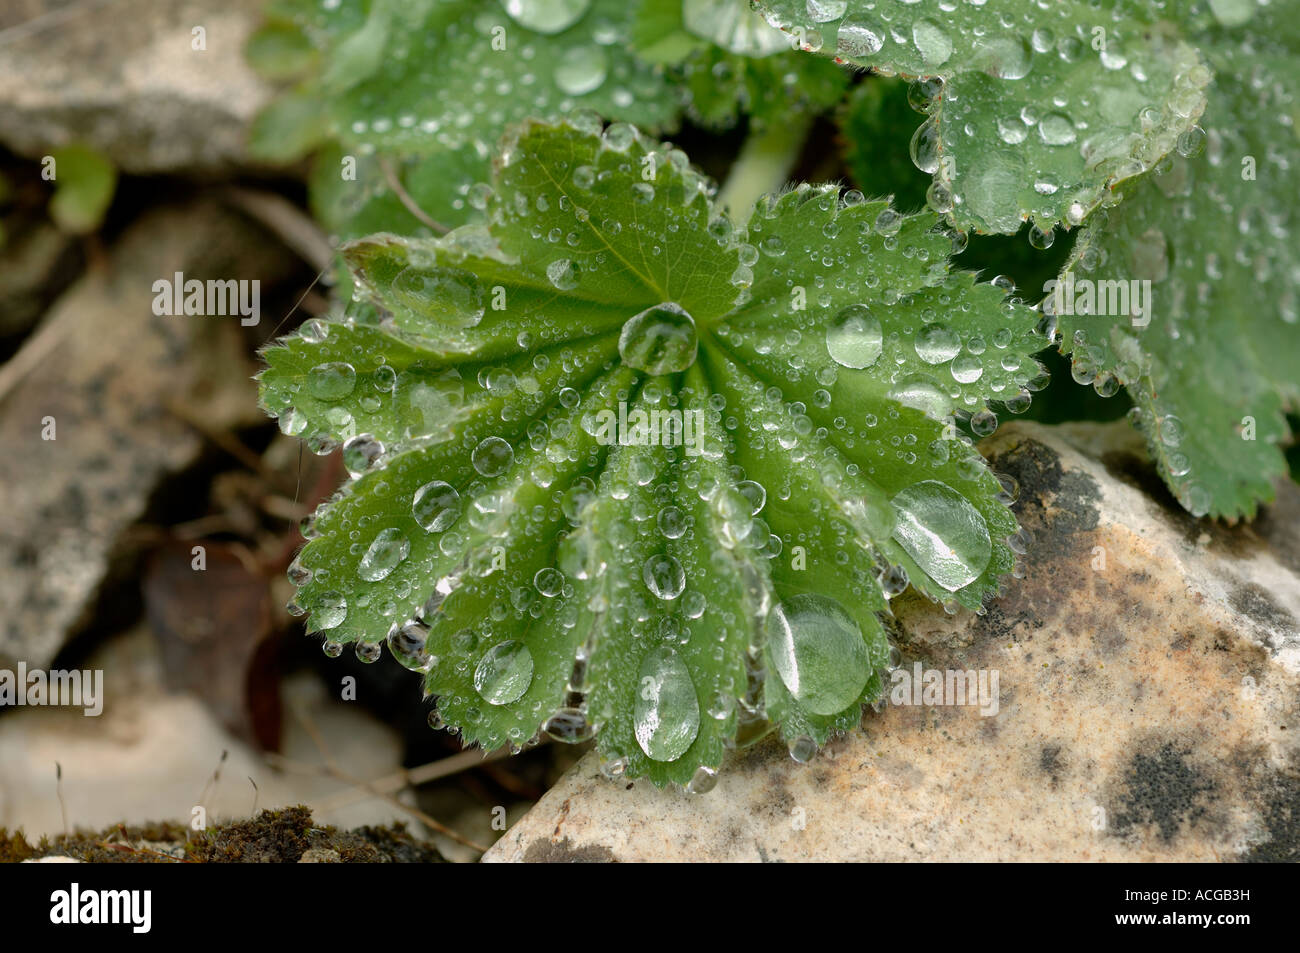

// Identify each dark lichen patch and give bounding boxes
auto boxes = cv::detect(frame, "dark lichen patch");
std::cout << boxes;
[989,437,1101,556]
[0,807,446,863]
[1243,769,1300,862]
[522,836,616,863]
[1229,583,1298,646]
[1108,743,1217,845]
[1039,744,1065,788]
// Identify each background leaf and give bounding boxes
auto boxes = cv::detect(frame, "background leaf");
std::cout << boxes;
[1054,0,1299,519]
[754,0,1211,234]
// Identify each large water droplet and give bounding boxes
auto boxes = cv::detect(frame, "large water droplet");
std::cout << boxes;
[1037,112,1076,146]
[836,15,884,57]
[643,554,686,600]
[502,0,592,35]
[309,591,347,630]
[412,480,462,532]
[805,0,847,22]
[888,377,951,419]
[393,267,485,328]
[633,647,700,762]
[474,641,534,705]
[891,480,991,591]
[619,303,698,374]
[308,362,356,401]
[766,594,871,715]
[359,527,410,581]
[472,436,514,477]
[825,304,882,369]
[912,18,952,66]
[1209,0,1256,26]
[554,44,608,95]
[914,323,961,363]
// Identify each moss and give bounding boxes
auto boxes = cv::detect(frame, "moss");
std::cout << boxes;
[0,807,446,863]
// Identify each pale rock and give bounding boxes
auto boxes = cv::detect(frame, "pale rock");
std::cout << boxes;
[485,421,1300,862]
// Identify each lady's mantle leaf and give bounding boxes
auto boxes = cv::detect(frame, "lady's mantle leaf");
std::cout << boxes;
[259,119,1047,785]
[1053,0,1298,520]
[248,0,678,163]
[753,0,1210,235]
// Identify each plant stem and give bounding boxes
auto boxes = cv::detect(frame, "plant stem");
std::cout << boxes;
[717,115,814,225]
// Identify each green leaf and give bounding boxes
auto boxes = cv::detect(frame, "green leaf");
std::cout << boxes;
[251,0,678,162]
[259,119,1046,785]
[632,0,849,129]
[47,145,117,235]
[753,0,1211,234]
[1053,0,1299,520]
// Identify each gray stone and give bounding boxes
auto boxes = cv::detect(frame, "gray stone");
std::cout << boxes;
[0,200,295,670]
[0,0,272,174]
[484,421,1300,862]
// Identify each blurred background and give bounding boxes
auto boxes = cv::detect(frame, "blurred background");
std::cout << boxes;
[0,0,593,861]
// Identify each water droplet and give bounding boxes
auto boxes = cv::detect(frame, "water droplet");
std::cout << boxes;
[836,16,884,58]
[309,591,347,630]
[686,764,719,794]
[657,505,687,539]
[546,258,580,290]
[554,44,608,96]
[825,304,882,369]
[891,480,992,592]
[618,303,698,374]
[951,353,983,383]
[387,620,432,671]
[474,641,534,705]
[502,0,592,35]
[533,566,565,597]
[788,735,818,763]
[912,18,952,66]
[887,378,951,419]
[643,554,686,600]
[472,436,515,477]
[1028,224,1055,250]
[909,120,940,174]
[766,593,872,716]
[393,267,485,328]
[359,528,410,581]
[633,647,700,762]
[342,434,384,477]
[308,362,356,401]
[1037,112,1076,146]
[805,0,847,21]
[1209,0,1257,26]
[412,480,462,532]
[1176,126,1206,158]
[914,323,961,364]
[544,706,594,743]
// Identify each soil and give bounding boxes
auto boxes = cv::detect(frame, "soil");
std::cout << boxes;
[0,805,446,863]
